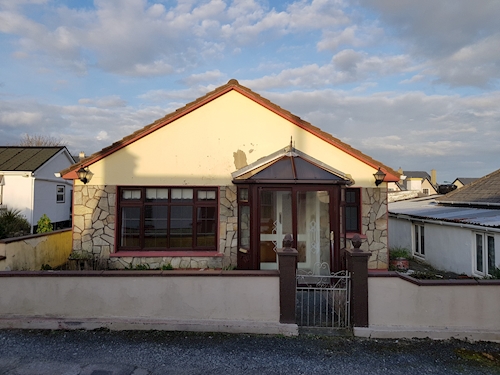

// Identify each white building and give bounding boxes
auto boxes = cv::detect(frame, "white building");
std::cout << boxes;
[0,147,75,232]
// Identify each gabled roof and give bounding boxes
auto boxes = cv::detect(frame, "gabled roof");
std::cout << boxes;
[437,168,500,206]
[0,147,67,172]
[453,177,478,186]
[232,144,354,185]
[403,171,431,180]
[61,79,399,181]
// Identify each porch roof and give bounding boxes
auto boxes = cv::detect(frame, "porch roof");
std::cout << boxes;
[232,144,354,185]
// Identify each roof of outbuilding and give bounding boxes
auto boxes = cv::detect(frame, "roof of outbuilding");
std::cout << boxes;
[437,169,500,206]
[403,171,431,180]
[0,147,67,172]
[61,79,400,181]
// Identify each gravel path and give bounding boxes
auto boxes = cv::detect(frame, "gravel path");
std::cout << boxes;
[1,329,500,374]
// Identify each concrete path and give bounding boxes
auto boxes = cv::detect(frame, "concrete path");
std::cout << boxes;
[1,329,500,374]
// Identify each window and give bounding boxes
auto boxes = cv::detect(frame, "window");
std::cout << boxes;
[118,187,218,251]
[345,188,360,232]
[475,233,495,276]
[423,188,429,195]
[56,185,65,203]
[238,188,250,250]
[413,224,425,257]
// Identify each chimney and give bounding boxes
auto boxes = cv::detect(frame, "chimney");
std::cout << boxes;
[79,151,85,161]
[431,169,437,186]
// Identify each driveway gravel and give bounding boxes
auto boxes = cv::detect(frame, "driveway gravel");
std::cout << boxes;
[1,329,500,374]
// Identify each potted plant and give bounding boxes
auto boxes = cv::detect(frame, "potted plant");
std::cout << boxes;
[389,247,411,271]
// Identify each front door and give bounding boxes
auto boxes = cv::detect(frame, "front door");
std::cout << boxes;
[258,188,332,272]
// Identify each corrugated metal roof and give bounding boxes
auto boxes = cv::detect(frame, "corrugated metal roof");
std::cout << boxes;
[0,147,64,172]
[389,197,500,228]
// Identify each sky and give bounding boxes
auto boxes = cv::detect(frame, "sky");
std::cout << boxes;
[0,0,499,183]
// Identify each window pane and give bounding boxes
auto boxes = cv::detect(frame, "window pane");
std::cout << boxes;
[121,207,141,247]
[170,206,193,248]
[345,207,358,232]
[144,206,168,248]
[239,188,249,202]
[146,188,168,201]
[197,190,216,200]
[239,205,250,248]
[172,188,193,201]
[476,233,484,272]
[346,191,356,203]
[414,225,419,254]
[420,226,425,255]
[488,236,495,275]
[123,189,141,200]
[196,206,216,247]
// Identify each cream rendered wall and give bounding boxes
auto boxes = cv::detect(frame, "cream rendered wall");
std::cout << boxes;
[2,174,33,225]
[368,277,500,331]
[0,273,289,335]
[82,91,379,188]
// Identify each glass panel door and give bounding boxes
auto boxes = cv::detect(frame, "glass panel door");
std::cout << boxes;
[297,190,331,273]
[260,190,292,270]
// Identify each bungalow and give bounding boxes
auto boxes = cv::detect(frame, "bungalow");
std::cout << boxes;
[0,146,74,232]
[389,168,500,277]
[61,80,399,271]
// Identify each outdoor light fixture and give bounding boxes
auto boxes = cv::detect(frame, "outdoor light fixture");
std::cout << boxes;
[77,167,90,184]
[373,167,386,186]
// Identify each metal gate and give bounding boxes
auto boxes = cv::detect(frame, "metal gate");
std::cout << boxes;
[296,263,350,328]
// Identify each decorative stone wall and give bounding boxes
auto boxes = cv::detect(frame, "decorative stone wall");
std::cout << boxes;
[72,185,116,261]
[219,185,238,269]
[345,187,388,269]
[71,185,238,270]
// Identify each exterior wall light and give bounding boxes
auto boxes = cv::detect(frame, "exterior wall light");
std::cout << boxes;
[373,167,386,186]
[77,167,91,184]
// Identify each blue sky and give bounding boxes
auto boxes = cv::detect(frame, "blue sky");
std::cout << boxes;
[1,0,499,183]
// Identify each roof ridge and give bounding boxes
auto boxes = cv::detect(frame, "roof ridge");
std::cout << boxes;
[61,79,399,180]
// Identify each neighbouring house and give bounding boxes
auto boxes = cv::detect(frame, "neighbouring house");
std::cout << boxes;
[452,177,478,189]
[61,79,399,271]
[0,147,75,232]
[388,168,500,277]
[401,170,438,196]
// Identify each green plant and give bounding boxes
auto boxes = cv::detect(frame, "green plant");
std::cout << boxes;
[36,214,53,233]
[41,263,53,270]
[389,246,410,260]
[0,208,31,239]
[162,263,174,270]
[134,264,150,270]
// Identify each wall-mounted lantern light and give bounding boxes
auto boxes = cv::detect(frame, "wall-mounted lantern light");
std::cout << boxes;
[77,167,91,184]
[373,167,386,186]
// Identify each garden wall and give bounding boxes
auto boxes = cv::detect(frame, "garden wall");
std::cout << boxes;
[0,229,72,271]
[0,270,297,336]
[355,272,500,341]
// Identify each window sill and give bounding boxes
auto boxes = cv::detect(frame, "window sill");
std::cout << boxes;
[110,251,223,258]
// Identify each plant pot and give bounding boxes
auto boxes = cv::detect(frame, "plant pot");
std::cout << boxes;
[390,257,409,271]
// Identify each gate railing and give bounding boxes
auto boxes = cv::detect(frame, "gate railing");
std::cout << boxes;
[296,263,350,328]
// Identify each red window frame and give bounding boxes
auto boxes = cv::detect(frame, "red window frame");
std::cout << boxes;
[117,186,218,251]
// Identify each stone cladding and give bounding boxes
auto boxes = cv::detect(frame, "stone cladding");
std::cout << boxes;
[71,185,238,270]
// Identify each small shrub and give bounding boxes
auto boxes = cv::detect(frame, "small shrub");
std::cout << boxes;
[134,264,150,270]
[389,246,411,260]
[36,214,53,233]
[41,264,53,270]
[0,208,31,239]
[162,263,174,270]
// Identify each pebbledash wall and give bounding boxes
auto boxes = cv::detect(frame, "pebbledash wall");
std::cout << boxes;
[72,184,238,270]
[72,183,387,270]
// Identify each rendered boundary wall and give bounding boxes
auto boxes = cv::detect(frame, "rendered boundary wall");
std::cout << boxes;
[0,270,297,336]
[355,272,500,342]
[0,229,72,271]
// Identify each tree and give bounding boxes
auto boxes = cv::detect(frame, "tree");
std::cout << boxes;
[18,134,65,147]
